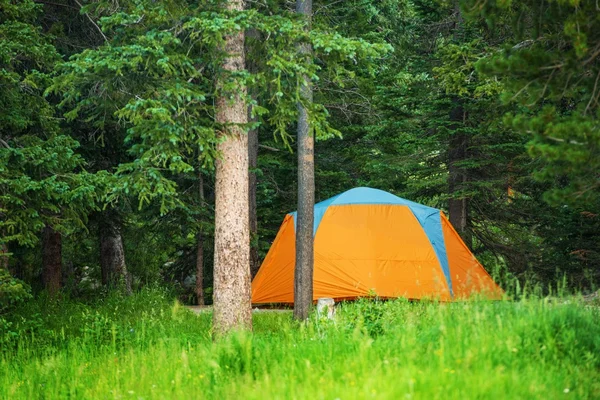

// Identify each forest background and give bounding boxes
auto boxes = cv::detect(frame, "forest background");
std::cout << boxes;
[1,0,599,314]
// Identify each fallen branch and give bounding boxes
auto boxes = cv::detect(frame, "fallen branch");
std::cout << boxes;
[259,144,280,152]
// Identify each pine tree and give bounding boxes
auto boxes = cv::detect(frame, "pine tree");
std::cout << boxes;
[0,0,99,296]
[212,0,252,337]
[294,0,314,321]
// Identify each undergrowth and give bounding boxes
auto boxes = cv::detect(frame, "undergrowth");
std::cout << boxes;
[1,289,599,399]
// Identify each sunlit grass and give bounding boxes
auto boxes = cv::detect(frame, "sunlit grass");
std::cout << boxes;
[1,289,599,399]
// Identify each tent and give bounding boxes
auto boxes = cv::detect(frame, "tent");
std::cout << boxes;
[251,187,503,304]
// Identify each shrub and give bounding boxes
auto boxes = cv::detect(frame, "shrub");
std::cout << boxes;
[0,268,31,314]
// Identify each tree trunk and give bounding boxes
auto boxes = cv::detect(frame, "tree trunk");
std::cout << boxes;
[447,3,471,248]
[0,243,8,270]
[248,123,260,278]
[196,172,205,306]
[246,27,260,279]
[42,225,62,297]
[294,0,315,321]
[212,0,252,337]
[448,103,472,248]
[99,212,131,295]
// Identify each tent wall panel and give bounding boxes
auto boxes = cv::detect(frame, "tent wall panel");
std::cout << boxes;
[314,205,451,300]
[440,214,503,299]
[251,215,295,303]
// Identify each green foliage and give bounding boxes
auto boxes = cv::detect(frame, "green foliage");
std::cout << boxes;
[0,0,101,256]
[0,268,31,315]
[1,135,102,246]
[0,286,204,348]
[338,296,389,338]
[2,0,599,312]
[1,291,599,398]
[51,1,390,215]
[470,0,600,207]
[307,0,600,285]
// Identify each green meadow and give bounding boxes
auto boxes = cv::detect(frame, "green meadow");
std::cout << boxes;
[1,288,599,399]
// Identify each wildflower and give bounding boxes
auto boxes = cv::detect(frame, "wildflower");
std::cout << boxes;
[564,388,570,393]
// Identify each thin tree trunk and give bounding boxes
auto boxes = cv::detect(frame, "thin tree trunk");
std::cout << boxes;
[448,3,471,248]
[99,212,131,295]
[294,0,314,321]
[0,243,8,270]
[213,0,252,337]
[448,103,472,248]
[42,225,62,297]
[196,172,205,306]
[248,124,260,278]
[246,27,260,279]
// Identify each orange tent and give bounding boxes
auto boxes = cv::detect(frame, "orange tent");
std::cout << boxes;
[252,187,503,304]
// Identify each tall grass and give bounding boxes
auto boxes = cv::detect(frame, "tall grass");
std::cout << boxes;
[1,288,599,399]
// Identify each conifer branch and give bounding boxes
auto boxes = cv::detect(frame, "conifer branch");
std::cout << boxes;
[584,68,600,115]
[35,0,79,10]
[73,0,109,44]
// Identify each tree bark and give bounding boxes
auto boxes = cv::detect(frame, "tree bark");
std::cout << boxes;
[212,0,252,337]
[294,0,315,321]
[246,28,260,279]
[248,122,260,278]
[447,3,471,248]
[448,103,472,248]
[99,212,131,295]
[196,172,205,306]
[0,243,8,270]
[42,225,62,297]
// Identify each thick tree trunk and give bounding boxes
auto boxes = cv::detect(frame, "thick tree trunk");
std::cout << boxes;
[196,173,205,306]
[246,27,261,279]
[42,225,62,297]
[213,0,252,337]
[294,0,314,321]
[448,103,472,248]
[99,212,131,295]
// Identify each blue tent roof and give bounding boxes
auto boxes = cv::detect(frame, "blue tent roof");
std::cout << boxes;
[289,187,454,296]
[290,187,440,228]
[321,186,435,208]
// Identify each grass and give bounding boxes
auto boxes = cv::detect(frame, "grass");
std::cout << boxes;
[1,289,599,399]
